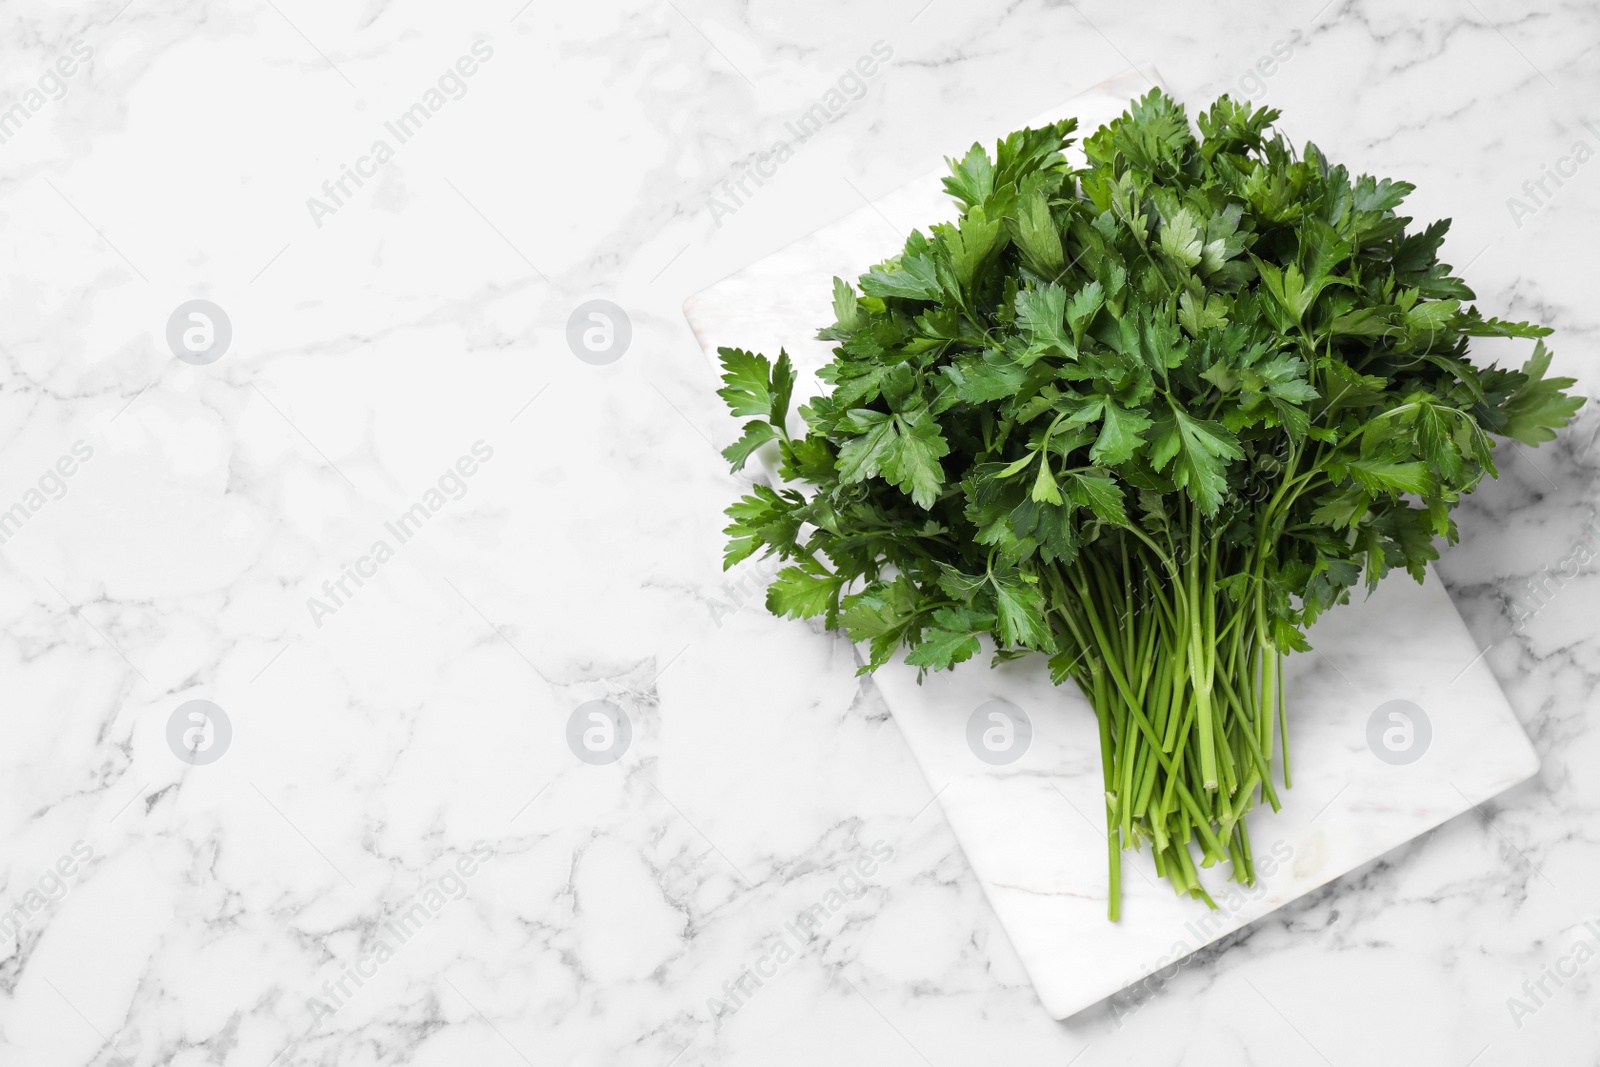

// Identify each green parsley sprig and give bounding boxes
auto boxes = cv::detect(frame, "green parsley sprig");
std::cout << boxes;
[714,89,1584,919]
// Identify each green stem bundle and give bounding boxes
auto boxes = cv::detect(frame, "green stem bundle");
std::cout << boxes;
[1044,512,1288,919]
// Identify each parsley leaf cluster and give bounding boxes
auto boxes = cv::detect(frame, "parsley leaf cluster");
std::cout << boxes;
[716,90,1584,917]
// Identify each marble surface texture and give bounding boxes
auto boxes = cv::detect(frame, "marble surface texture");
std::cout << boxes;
[682,74,1542,1014]
[1,2,1598,1066]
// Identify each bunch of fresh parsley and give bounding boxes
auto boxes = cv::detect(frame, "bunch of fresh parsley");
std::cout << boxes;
[715,89,1583,918]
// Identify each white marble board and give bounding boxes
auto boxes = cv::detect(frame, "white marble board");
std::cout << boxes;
[682,73,1542,1019]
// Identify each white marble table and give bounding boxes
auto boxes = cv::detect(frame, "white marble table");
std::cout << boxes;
[1,2,1596,1066]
